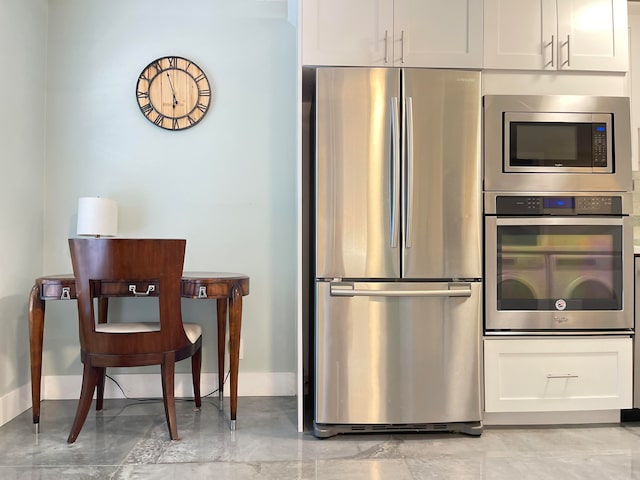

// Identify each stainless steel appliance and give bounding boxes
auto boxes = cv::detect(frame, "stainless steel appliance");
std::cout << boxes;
[313,67,483,437]
[484,192,633,332]
[635,257,640,408]
[484,95,631,192]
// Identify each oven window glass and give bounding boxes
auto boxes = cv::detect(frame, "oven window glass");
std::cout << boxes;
[509,122,593,167]
[497,225,622,311]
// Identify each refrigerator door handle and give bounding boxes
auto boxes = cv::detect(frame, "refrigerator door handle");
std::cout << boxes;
[390,96,400,249]
[330,282,472,298]
[404,96,414,249]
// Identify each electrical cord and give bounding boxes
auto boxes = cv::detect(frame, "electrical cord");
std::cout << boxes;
[104,370,230,403]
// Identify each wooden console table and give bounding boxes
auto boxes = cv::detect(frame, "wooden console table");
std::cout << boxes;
[28,272,250,432]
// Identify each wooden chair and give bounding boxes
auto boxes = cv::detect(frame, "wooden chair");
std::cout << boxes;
[67,238,202,443]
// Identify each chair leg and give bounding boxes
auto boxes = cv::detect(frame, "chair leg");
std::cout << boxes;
[192,345,202,409]
[161,354,179,440]
[96,367,106,411]
[68,360,99,443]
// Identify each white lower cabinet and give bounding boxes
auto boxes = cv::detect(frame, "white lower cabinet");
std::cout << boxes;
[484,337,632,413]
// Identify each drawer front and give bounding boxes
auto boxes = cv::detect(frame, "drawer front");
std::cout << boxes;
[41,283,76,300]
[484,337,632,413]
[97,281,159,297]
[181,280,229,299]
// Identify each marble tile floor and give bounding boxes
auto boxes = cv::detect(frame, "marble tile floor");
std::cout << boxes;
[2,396,640,479]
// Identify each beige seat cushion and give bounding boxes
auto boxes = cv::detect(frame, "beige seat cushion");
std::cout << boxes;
[95,322,202,344]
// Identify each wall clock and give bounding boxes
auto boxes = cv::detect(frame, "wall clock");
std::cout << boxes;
[136,56,211,131]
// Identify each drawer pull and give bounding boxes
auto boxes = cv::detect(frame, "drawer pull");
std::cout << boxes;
[61,287,71,300]
[128,284,155,297]
[546,374,578,379]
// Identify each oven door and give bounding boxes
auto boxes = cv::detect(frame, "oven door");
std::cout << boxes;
[485,216,633,332]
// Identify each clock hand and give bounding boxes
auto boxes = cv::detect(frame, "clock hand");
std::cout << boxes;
[166,73,178,107]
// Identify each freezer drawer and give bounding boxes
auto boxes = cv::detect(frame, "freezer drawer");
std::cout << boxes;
[315,281,482,427]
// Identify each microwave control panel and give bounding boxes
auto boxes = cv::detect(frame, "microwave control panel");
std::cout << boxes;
[592,123,608,167]
[495,195,622,216]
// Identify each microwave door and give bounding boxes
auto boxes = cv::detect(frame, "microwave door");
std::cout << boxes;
[315,67,401,279]
[503,112,612,173]
[401,69,482,279]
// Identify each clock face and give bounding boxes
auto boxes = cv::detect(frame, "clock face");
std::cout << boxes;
[136,56,211,130]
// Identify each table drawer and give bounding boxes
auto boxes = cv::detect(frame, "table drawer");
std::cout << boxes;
[484,337,632,413]
[41,282,76,300]
[182,281,231,298]
[97,281,159,297]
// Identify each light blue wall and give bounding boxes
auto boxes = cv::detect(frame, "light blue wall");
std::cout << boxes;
[0,0,48,398]
[40,0,297,378]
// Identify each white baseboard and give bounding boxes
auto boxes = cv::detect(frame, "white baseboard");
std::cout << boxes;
[42,371,296,400]
[0,383,31,427]
[0,372,295,428]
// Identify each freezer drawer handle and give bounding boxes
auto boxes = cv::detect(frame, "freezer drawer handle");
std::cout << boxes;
[330,284,472,298]
[546,374,579,379]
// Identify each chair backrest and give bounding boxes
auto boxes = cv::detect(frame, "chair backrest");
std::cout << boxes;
[68,238,188,355]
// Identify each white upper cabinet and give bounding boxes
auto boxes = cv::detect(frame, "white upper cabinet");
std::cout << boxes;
[301,0,483,68]
[393,0,483,68]
[484,0,628,72]
[556,0,628,71]
[301,0,392,66]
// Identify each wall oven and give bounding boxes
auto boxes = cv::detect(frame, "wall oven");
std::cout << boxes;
[484,192,633,333]
[484,95,631,192]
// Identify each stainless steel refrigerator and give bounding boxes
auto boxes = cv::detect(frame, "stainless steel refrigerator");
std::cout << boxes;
[313,67,483,437]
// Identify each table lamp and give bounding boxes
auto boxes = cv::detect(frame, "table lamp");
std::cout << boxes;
[76,197,118,237]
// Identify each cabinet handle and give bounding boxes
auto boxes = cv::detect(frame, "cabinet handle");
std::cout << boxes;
[562,35,571,67]
[384,30,389,64]
[546,373,578,379]
[550,34,555,67]
[400,30,405,64]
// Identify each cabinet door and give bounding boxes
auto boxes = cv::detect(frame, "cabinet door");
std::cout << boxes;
[394,0,483,68]
[556,0,628,72]
[301,0,393,66]
[484,0,557,70]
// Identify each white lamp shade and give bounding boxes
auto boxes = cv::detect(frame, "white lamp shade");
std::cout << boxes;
[76,197,118,237]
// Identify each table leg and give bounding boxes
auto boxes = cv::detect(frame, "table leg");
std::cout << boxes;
[216,298,227,409]
[228,284,243,431]
[27,284,44,431]
[96,297,109,411]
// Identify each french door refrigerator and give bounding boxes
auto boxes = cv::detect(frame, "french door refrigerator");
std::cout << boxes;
[313,67,482,438]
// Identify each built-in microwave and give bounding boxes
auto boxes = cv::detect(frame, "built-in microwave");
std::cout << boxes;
[484,95,631,192]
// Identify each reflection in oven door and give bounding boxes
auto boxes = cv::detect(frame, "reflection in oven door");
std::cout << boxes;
[500,254,547,301]
[549,254,615,302]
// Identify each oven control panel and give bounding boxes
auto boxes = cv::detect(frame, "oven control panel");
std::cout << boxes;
[495,195,623,215]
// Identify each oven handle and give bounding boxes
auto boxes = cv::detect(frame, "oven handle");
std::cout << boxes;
[495,217,624,227]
